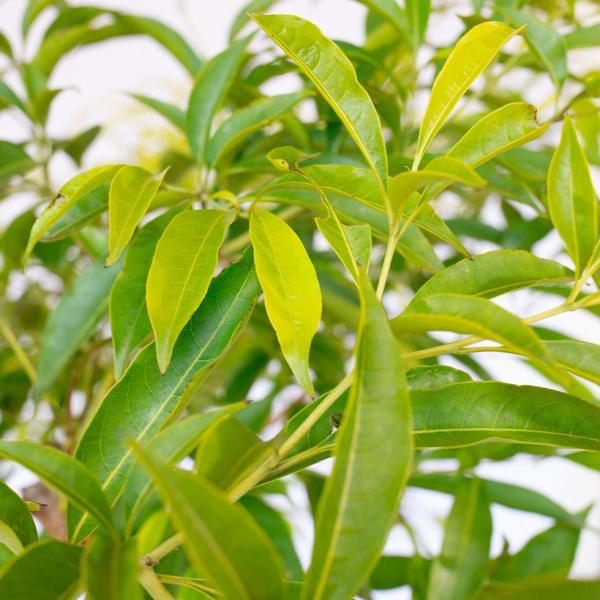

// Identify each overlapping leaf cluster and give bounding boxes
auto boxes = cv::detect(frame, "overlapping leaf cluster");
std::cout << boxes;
[0,0,599,598]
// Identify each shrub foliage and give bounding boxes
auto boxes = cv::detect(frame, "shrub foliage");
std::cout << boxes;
[0,1,599,598]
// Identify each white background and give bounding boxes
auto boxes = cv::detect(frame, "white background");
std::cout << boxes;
[0,1,599,597]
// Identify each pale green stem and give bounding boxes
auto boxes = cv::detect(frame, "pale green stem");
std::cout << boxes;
[403,299,585,362]
[277,371,354,459]
[138,566,174,600]
[0,319,36,382]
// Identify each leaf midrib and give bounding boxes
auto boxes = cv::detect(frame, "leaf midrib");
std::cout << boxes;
[72,263,255,538]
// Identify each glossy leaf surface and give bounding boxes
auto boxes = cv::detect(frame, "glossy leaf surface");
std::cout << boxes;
[303,273,412,600]
[24,164,122,264]
[0,441,116,537]
[0,482,37,548]
[547,117,598,275]
[85,532,141,600]
[147,209,232,372]
[107,165,166,265]
[110,210,176,378]
[132,444,287,600]
[427,478,492,600]
[250,209,321,395]
[0,540,81,600]
[254,14,388,196]
[187,37,250,163]
[71,252,259,540]
[35,258,121,399]
[414,21,520,166]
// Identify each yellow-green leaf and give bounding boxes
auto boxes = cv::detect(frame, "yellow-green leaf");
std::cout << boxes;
[414,21,521,168]
[147,209,232,372]
[24,164,122,264]
[250,209,321,395]
[107,165,166,266]
[547,117,598,276]
[390,156,486,213]
[254,14,388,199]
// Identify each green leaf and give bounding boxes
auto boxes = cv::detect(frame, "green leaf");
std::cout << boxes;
[267,164,468,255]
[565,23,600,49]
[0,523,22,556]
[410,250,572,305]
[477,578,600,600]
[0,82,28,115]
[196,416,276,496]
[84,531,141,600]
[60,125,101,166]
[229,0,276,41]
[0,540,82,600]
[394,293,551,365]
[130,93,186,130]
[147,209,232,373]
[186,37,250,164]
[25,164,122,264]
[250,209,322,395]
[34,257,121,399]
[409,473,573,523]
[407,365,472,390]
[356,0,409,37]
[254,14,388,199]
[43,183,110,240]
[302,272,412,600]
[276,379,600,477]
[390,156,486,212]
[448,102,547,167]
[131,444,287,600]
[261,184,443,272]
[123,405,243,533]
[414,21,521,167]
[547,117,598,276]
[0,482,37,549]
[240,496,304,581]
[0,441,116,537]
[316,218,372,282]
[206,91,309,167]
[427,478,492,600]
[412,382,600,451]
[491,516,585,583]
[22,0,57,36]
[111,13,202,75]
[371,554,431,591]
[543,339,600,385]
[406,0,431,49]
[107,165,166,266]
[70,251,259,541]
[502,8,567,89]
[0,141,35,186]
[0,31,12,57]
[110,210,177,378]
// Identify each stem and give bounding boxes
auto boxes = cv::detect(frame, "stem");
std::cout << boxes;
[277,371,354,459]
[403,299,584,362]
[376,230,398,300]
[138,566,174,600]
[0,319,36,382]
[144,534,183,565]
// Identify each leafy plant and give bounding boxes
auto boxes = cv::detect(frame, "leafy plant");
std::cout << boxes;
[0,0,599,598]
